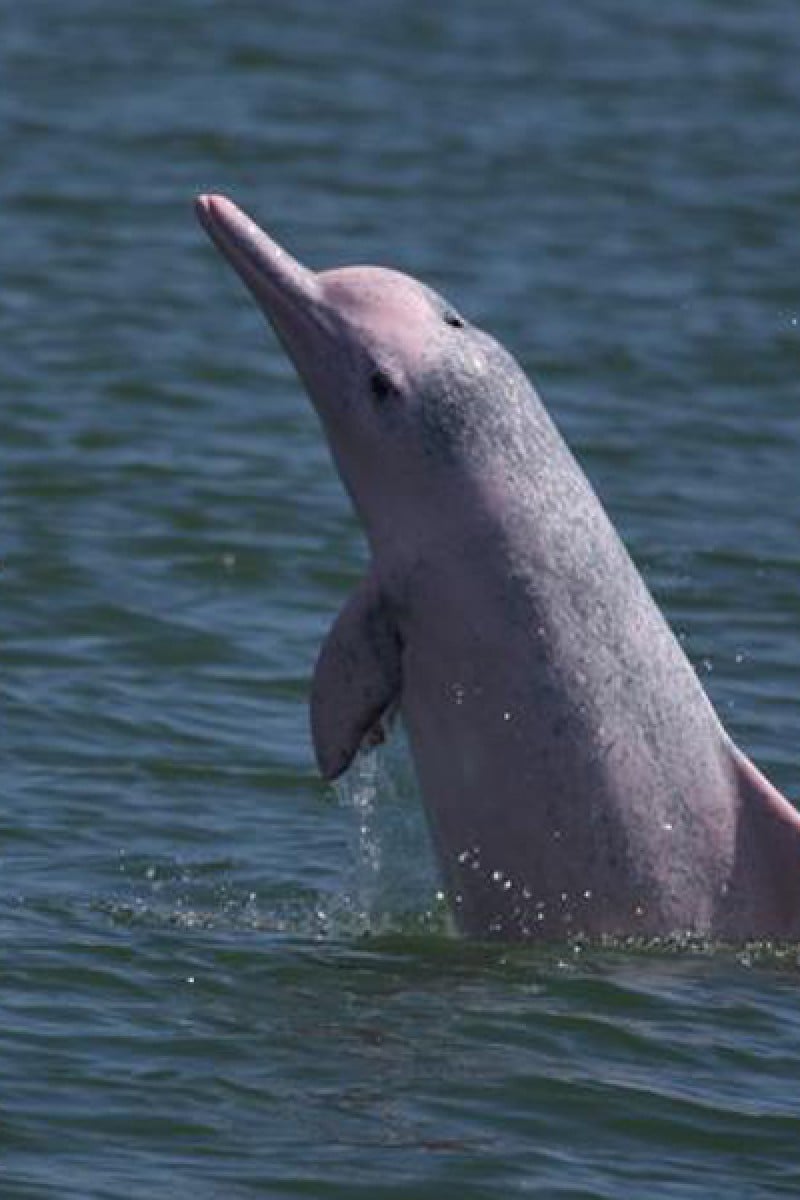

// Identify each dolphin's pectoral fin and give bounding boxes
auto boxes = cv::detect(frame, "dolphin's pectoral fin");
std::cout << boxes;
[311,579,402,781]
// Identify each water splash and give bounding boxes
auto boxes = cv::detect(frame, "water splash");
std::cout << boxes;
[98,732,446,943]
[333,734,446,938]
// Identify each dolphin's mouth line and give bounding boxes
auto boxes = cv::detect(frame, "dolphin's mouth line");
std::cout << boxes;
[195,194,324,333]
[196,198,269,292]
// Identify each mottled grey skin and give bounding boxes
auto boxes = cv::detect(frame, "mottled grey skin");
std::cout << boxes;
[196,193,800,941]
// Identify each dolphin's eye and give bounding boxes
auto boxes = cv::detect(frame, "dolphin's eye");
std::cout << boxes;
[443,311,465,329]
[370,369,396,401]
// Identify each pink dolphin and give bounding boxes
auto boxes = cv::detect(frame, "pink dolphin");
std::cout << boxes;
[196,193,800,941]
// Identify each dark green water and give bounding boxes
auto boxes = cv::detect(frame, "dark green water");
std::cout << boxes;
[3,2,800,1196]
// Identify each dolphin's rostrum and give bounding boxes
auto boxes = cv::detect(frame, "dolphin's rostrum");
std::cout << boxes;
[196,193,800,941]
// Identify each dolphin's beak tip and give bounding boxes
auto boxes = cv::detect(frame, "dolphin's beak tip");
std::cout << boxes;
[195,193,232,224]
[194,193,211,226]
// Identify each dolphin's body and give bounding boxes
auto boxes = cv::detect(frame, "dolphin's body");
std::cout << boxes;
[197,193,800,941]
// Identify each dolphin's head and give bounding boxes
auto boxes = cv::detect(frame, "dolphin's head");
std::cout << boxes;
[196,195,536,551]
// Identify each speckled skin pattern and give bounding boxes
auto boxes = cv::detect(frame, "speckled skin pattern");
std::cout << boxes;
[197,194,800,942]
